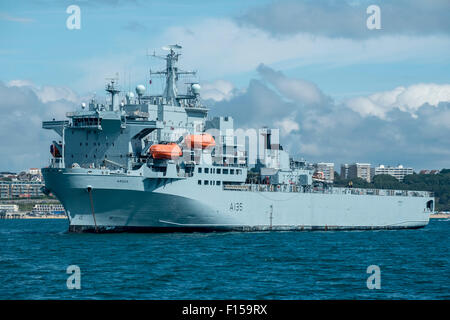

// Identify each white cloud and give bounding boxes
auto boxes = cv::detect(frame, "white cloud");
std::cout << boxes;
[70,17,450,94]
[274,116,300,136]
[0,12,34,23]
[211,65,450,169]
[346,83,450,119]
[158,18,450,80]
[0,81,78,171]
[7,80,79,104]
[257,64,325,105]
[201,80,235,102]
[238,0,450,38]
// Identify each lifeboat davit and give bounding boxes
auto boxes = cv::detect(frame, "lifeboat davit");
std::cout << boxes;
[184,133,215,149]
[150,143,182,160]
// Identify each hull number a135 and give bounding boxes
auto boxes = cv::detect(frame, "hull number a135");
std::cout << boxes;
[230,202,243,212]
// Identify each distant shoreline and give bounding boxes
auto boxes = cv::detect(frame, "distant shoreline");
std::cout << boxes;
[430,213,450,219]
[20,215,67,219]
[0,214,67,219]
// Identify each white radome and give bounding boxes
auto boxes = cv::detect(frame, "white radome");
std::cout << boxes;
[191,83,201,95]
[135,85,146,96]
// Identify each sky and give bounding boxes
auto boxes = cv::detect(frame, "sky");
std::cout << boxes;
[0,0,449,172]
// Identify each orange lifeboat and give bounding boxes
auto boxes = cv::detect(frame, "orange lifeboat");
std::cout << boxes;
[184,133,215,149]
[150,143,182,160]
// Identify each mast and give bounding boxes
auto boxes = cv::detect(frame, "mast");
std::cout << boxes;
[150,44,196,106]
[105,79,120,111]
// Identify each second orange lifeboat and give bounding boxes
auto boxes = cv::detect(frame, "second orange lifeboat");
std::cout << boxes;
[150,143,182,160]
[184,133,215,149]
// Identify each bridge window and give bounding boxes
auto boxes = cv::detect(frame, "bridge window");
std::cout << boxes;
[198,180,201,185]
[198,168,202,173]
[230,169,235,174]
[204,180,209,185]
[217,169,221,174]
[237,169,242,175]
[205,168,209,174]
[216,181,221,186]
[223,169,228,174]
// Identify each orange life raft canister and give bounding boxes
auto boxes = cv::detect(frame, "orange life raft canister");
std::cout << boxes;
[150,143,182,160]
[184,133,215,149]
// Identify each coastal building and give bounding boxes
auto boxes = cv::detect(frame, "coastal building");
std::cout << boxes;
[315,163,334,183]
[28,168,41,175]
[0,211,25,219]
[374,165,413,181]
[32,204,65,215]
[0,181,44,199]
[347,163,372,183]
[0,204,19,213]
[0,172,17,180]
[420,169,440,175]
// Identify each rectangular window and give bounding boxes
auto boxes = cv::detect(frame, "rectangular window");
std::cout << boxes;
[205,168,209,174]
[217,169,221,174]
[198,180,202,185]
[237,169,242,175]
[217,181,221,186]
[198,168,202,173]
[212,168,215,174]
[230,169,235,174]
[204,180,209,185]
[223,169,228,174]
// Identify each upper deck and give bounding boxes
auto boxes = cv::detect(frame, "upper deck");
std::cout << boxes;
[223,183,433,198]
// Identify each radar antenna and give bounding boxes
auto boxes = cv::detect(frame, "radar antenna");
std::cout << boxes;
[148,44,196,106]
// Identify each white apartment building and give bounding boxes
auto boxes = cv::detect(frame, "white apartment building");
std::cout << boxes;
[374,165,413,181]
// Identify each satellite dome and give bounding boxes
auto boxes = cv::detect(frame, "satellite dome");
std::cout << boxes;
[191,83,201,95]
[135,85,146,96]
[126,92,135,99]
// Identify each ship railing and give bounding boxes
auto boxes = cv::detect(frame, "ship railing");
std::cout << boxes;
[49,158,64,168]
[231,184,433,197]
[330,187,433,197]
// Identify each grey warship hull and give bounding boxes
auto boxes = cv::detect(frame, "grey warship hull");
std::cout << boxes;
[43,167,432,233]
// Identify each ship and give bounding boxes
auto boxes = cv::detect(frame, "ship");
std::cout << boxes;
[41,45,434,233]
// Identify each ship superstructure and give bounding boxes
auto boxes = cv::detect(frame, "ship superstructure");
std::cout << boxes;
[41,45,434,232]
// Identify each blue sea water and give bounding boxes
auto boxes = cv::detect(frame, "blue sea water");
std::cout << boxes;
[0,219,448,300]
